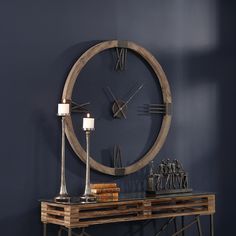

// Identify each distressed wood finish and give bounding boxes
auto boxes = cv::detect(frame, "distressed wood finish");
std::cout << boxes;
[62,40,172,176]
[41,193,215,228]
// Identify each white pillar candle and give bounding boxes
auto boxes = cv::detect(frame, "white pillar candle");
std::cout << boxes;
[58,99,70,116]
[83,113,95,130]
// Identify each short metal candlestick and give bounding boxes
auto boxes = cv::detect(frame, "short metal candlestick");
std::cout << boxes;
[54,115,71,202]
[80,127,96,203]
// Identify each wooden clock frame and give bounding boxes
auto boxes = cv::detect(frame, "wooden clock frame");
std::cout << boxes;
[62,40,172,176]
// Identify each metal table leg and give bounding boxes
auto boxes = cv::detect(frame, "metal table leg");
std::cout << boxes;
[172,217,198,236]
[181,216,184,236]
[196,216,203,236]
[58,226,62,236]
[43,223,47,236]
[155,217,175,236]
[68,228,72,236]
[210,214,214,236]
[174,218,178,233]
[59,226,91,236]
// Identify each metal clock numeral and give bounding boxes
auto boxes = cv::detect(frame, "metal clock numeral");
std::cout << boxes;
[115,47,127,71]
[71,101,90,114]
[113,145,122,168]
[143,103,171,115]
[113,145,125,176]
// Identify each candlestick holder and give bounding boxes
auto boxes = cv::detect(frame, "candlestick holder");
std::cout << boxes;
[55,101,71,202]
[80,114,96,203]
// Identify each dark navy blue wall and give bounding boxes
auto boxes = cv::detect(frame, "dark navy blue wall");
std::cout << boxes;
[0,0,235,235]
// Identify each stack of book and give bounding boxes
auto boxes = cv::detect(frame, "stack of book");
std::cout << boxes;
[90,183,120,202]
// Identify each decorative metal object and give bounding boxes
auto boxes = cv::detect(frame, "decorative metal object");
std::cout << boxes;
[80,113,97,203]
[147,159,192,194]
[55,100,71,202]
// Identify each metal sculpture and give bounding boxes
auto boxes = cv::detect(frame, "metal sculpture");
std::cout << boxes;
[147,159,192,194]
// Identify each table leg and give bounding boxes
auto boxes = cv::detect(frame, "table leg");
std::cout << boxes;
[174,217,178,233]
[196,216,203,236]
[172,218,198,236]
[43,223,47,236]
[181,216,184,236]
[155,217,175,236]
[210,214,214,236]
[58,226,62,236]
[68,228,72,236]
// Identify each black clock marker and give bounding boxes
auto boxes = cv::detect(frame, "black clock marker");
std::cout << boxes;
[113,145,125,176]
[113,145,123,169]
[143,103,171,115]
[115,47,127,71]
[71,101,90,113]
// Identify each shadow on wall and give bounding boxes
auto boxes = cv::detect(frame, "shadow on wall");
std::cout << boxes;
[115,0,219,53]
[170,1,236,235]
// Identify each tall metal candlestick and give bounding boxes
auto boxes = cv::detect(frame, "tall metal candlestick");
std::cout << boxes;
[80,113,96,203]
[55,100,71,202]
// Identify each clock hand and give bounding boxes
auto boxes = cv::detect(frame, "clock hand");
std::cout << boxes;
[107,87,127,119]
[113,84,144,118]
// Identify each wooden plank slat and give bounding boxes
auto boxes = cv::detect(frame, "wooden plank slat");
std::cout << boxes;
[75,210,211,227]
[79,208,143,219]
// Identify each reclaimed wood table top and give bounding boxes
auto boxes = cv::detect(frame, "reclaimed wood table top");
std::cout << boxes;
[41,192,215,228]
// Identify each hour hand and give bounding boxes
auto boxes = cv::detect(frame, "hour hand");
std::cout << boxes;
[106,87,127,119]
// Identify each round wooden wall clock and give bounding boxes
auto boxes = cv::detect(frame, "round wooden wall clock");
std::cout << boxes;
[62,40,172,176]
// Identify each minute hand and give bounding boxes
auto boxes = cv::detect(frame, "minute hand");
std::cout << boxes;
[113,84,144,118]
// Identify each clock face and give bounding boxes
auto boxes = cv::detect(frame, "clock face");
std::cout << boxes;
[62,40,172,176]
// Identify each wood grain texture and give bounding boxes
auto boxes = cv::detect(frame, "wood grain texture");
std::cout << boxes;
[62,40,172,175]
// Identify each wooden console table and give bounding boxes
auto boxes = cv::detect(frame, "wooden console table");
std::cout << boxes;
[41,192,215,236]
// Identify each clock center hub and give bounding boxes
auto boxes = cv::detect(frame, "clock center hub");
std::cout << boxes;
[112,99,127,119]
